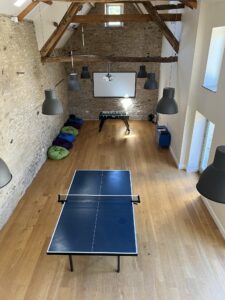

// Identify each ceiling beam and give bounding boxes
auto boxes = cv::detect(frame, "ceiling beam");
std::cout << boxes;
[38,0,195,3]
[17,0,52,22]
[153,4,185,10]
[71,13,182,23]
[40,3,81,58]
[42,55,178,63]
[17,1,39,22]
[178,1,197,9]
[143,2,179,53]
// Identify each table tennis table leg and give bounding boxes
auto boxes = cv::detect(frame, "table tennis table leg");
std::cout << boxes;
[99,119,105,132]
[69,255,74,272]
[123,119,130,134]
[117,256,120,273]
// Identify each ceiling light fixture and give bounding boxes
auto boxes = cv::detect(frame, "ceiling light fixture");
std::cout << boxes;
[196,146,225,204]
[156,87,178,114]
[0,159,12,188]
[42,89,63,115]
[103,63,113,82]
[144,73,158,90]
[81,66,91,79]
[68,51,80,91]
[137,65,147,78]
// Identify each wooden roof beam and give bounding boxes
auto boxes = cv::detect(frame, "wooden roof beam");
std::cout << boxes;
[37,0,195,3]
[17,1,52,22]
[40,3,81,58]
[154,4,185,10]
[178,1,197,9]
[143,2,179,53]
[71,13,182,23]
[42,55,178,63]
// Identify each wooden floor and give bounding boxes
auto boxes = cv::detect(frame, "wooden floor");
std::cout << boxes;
[0,121,225,300]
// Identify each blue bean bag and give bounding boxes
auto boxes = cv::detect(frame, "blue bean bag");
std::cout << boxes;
[64,121,82,130]
[68,114,84,125]
[61,126,79,136]
[52,137,73,150]
[58,133,76,143]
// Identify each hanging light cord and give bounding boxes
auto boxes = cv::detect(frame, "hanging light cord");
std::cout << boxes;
[169,8,178,87]
[82,26,85,48]
[71,50,74,72]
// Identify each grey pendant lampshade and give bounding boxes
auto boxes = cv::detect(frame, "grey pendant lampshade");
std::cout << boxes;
[137,65,147,78]
[81,66,91,79]
[144,73,158,90]
[196,146,225,204]
[156,87,178,114]
[0,158,12,188]
[42,89,63,115]
[68,73,80,91]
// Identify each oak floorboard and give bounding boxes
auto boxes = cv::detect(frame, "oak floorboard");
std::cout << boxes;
[0,120,225,300]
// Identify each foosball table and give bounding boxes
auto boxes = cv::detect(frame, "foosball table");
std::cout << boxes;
[99,111,130,133]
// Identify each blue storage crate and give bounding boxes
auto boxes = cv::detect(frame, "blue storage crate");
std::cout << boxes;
[156,125,171,148]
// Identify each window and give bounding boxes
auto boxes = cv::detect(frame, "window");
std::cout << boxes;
[203,26,225,92]
[105,3,124,27]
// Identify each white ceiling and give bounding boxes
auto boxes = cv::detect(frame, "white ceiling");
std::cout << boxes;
[0,0,40,18]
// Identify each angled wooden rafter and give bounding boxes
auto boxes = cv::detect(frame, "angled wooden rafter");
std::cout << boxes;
[42,55,178,63]
[71,13,182,23]
[17,0,52,22]
[178,0,197,9]
[40,3,81,58]
[153,4,185,10]
[143,2,179,53]
[41,0,195,3]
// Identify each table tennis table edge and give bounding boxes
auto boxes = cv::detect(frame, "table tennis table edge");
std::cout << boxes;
[46,169,138,271]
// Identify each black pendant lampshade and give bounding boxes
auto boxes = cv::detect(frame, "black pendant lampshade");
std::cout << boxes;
[68,73,81,91]
[156,87,178,114]
[137,65,147,78]
[42,89,63,115]
[144,73,158,90]
[81,66,91,79]
[0,158,12,188]
[196,146,225,204]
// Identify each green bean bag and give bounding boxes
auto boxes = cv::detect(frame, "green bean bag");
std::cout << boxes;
[61,126,79,136]
[47,146,70,160]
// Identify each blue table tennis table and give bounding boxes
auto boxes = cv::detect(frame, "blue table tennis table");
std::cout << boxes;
[47,170,140,272]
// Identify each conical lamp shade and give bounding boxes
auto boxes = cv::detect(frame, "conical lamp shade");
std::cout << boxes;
[68,73,80,91]
[0,158,12,188]
[42,89,63,115]
[144,73,158,90]
[137,65,147,78]
[156,87,178,114]
[81,66,91,79]
[196,146,225,203]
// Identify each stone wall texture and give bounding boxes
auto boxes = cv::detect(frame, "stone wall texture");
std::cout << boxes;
[64,4,163,120]
[0,15,69,229]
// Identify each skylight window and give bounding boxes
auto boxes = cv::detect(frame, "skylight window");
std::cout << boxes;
[105,3,124,28]
[203,26,225,92]
[14,0,28,7]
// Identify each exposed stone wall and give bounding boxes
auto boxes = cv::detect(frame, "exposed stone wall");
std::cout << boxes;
[64,4,162,120]
[0,15,69,229]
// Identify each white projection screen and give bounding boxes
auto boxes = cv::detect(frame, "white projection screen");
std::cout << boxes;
[93,72,136,98]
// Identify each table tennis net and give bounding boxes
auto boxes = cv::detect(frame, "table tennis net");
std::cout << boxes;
[58,194,140,204]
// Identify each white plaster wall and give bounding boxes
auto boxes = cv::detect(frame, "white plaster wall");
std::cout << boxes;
[158,6,200,169]
[159,0,225,237]
[182,0,225,237]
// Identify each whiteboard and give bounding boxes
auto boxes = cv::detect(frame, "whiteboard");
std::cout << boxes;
[93,72,136,98]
